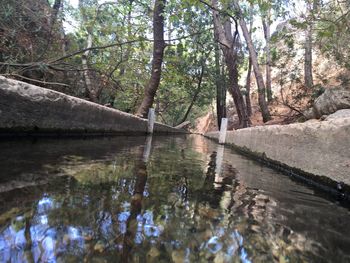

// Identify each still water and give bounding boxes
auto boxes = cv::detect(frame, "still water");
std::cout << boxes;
[0,135,349,263]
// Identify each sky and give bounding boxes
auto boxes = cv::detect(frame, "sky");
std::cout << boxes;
[65,0,304,40]
[69,0,78,8]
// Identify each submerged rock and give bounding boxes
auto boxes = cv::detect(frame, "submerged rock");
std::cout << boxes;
[94,241,106,253]
[171,250,185,263]
[147,247,160,258]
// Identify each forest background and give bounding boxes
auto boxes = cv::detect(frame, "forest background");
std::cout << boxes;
[0,0,349,130]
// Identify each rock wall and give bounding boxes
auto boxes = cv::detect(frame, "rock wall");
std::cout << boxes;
[205,116,350,192]
[0,76,184,136]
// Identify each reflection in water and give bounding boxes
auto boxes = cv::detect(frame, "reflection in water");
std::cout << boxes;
[122,135,152,262]
[0,135,349,262]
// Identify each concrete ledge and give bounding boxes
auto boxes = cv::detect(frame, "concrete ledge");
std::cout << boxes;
[0,76,185,136]
[205,118,350,197]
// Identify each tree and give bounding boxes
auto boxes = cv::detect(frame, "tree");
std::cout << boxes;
[177,62,205,125]
[155,2,216,126]
[210,0,250,128]
[304,0,315,89]
[245,2,254,117]
[136,0,166,118]
[232,0,271,122]
[315,0,350,70]
[215,43,227,127]
[78,0,105,102]
[261,2,273,102]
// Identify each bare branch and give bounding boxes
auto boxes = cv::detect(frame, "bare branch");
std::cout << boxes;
[198,0,238,23]
[1,74,70,87]
[0,29,213,69]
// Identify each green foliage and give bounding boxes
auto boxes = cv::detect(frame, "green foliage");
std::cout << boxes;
[314,1,350,69]
[1,0,349,125]
[311,85,325,100]
[289,19,308,30]
[0,0,56,62]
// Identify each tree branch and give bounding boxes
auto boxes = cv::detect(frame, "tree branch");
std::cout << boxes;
[1,74,70,87]
[198,0,238,23]
[0,29,213,69]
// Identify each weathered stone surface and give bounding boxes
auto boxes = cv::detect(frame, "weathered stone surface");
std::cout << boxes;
[175,121,191,130]
[304,87,350,119]
[0,76,184,135]
[325,109,350,121]
[205,117,350,187]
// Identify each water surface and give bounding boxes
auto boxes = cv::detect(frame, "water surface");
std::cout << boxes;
[0,135,349,262]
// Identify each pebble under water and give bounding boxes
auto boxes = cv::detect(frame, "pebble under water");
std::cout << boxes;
[0,135,349,263]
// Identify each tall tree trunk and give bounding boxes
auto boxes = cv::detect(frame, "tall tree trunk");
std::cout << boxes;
[232,0,271,122]
[304,0,318,88]
[262,8,273,102]
[50,0,67,56]
[304,25,313,88]
[245,3,253,117]
[215,43,226,128]
[136,0,166,118]
[178,63,205,125]
[59,28,67,56]
[37,0,62,60]
[55,0,67,56]
[304,1,314,89]
[81,32,98,102]
[119,0,133,77]
[50,0,62,29]
[211,0,249,128]
[79,0,100,103]
[246,57,252,117]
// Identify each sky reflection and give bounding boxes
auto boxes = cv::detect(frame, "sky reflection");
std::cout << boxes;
[1,136,350,262]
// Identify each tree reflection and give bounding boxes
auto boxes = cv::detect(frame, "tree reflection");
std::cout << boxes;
[0,136,349,262]
[200,146,237,209]
[121,135,152,262]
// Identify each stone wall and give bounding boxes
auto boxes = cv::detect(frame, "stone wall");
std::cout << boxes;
[0,76,184,136]
[205,117,350,192]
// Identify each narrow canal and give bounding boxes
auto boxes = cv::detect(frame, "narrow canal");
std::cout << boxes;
[0,135,349,262]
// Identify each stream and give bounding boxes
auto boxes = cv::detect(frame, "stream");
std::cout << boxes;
[0,135,349,262]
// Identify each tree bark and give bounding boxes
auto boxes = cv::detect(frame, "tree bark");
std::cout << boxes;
[245,3,253,117]
[304,25,313,88]
[232,0,271,122]
[211,0,249,128]
[79,0,101,103]
[119,0,133,77]
[136,0,166,118]
[245,57,252,117]
[51,0,67,56]
[51,0,62,29]
[262,8,273,102]
[81,32,99,102]
[215,43,226,128]
[305,0,319,88]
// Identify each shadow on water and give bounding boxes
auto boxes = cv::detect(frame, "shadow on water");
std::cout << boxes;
[0,135,349,262]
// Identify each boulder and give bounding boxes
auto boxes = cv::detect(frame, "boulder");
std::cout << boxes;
[325,109,350,121]
[304,87,350,119]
